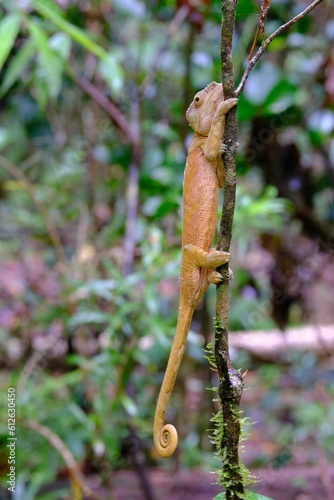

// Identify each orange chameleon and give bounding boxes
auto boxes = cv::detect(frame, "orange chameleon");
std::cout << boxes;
[154,82,238,457]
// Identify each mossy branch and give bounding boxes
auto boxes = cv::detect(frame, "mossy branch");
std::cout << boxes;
[214,1,245,498]
[213,1,325,498]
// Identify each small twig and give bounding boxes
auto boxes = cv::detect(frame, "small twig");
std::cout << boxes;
[123,162,140,276]
[123,98,141,277]
[22,419,93,498]
[236,0,325,96]
[72,72,142,276]
[248,0,271,60]
[74,74,135,143]
[0,154,66,265]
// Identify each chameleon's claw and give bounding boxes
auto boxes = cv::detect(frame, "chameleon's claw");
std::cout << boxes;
[219,143,227,154]
[208,270,223,284]
[208,267,233,285]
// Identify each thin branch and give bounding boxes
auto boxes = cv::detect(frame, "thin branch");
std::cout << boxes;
[22,419,93,498]
[0,155,66,265]
[248,0,271,60]
[73,72,142,276]
[74,74,135,143]
[123,98,142,277]
[236,0,325,96]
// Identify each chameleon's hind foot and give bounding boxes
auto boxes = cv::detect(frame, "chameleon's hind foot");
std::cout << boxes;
[183,244,230,269]
[208,267,233,284]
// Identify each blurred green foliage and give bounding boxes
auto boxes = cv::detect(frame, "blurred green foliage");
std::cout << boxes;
[0,0,333,497]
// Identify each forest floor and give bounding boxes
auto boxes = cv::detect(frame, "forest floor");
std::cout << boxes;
[109,334,334,500]
[110,466,334,500]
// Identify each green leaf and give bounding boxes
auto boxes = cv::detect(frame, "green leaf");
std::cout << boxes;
[243,62,281,106]
[262,79,297,112]
[69,311,109,327]
[0,39,35,97]
[120,395,138,417]
[20,371,83,400]
[49,32,71,60]
[28,21,62,99]
[0,13,21,71]
[213,493,274,500]
[237,94,257,122]
[75,279,117,300]
[236,0,256,19]
[32,0,108,61]
[99,54,124,95]
[33,65,49,111]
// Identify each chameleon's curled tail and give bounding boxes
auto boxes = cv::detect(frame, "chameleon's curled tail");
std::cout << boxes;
[153,302,194,458]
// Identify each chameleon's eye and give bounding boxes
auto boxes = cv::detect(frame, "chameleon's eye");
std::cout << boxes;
[194,93,203,107]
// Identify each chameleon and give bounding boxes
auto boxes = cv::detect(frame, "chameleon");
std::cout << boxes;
[153,82,238,458]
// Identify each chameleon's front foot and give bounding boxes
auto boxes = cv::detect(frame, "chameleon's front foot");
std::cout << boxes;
[219,143,227,154]
[216,97,238,115]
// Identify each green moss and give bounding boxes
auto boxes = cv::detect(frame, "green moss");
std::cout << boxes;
[213,492,275,500]
[205,340,257,498]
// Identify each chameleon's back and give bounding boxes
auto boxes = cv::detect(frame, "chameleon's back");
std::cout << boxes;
[182,135,220,252]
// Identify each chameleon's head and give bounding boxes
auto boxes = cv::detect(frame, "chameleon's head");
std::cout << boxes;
[185,82,223,135]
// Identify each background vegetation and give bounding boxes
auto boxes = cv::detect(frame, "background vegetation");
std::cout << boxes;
[0,0,333,498]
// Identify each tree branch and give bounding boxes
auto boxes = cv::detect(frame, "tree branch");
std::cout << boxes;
[73,72,142,276]
[214,1,246,498]
[74,74,135,143]
[235,0,325,97]
[212,0,325,497]
[22,419,93,498]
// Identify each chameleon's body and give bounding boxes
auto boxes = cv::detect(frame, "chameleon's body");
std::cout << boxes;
[154,82,238,458]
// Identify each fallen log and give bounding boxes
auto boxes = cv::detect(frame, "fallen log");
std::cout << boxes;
[230,324,334,360]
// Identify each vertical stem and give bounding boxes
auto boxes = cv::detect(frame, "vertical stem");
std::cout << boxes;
[123,96,142,277]
[214,1,246,498]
